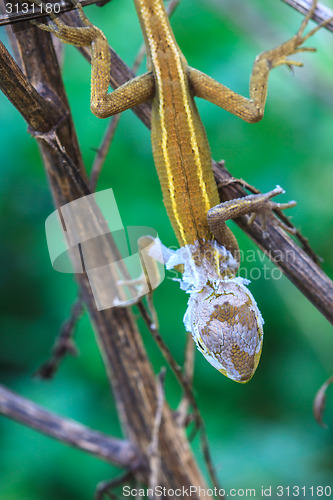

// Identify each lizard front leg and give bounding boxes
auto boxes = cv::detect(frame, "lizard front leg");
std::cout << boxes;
[31,0,155,117]
[189,0,333,123]
[207,186,296,246]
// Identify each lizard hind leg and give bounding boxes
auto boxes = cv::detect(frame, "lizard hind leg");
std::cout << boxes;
[207,185,297,244]
[265,0,333,72]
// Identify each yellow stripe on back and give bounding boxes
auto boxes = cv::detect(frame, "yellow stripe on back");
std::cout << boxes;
[134,0,220,246]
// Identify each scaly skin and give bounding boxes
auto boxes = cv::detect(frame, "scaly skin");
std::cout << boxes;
[31,0,330,381]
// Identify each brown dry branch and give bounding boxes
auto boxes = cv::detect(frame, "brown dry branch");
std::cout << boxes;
[36,294,84,379]
[282,0,333,31]
[0,384,140,469]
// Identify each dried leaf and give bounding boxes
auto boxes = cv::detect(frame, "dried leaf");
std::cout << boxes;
[313,375,333,428]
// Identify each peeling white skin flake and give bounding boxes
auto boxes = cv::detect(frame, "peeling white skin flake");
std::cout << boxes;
[166,240,264,383]
[165,240,239,292]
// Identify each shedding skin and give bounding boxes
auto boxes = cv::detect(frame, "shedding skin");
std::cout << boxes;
[31,0,331,381]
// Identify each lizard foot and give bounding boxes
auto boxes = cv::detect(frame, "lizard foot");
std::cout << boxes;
[207,185,297,243]
[259,0,333,71]
[30,0,99,47]
[246,186,297,237]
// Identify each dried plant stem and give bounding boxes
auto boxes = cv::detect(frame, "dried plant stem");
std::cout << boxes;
[148,369,166,499]
[0,385,140,468]
[36,294,84,379]
[282,0,333,32]
[137,302,224,500]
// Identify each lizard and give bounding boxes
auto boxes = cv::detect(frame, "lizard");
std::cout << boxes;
[31,0,331,382]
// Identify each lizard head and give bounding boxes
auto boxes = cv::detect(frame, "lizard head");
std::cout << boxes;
[184,278,264,383]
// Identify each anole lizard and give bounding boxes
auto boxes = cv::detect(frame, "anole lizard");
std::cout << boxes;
[31,0,331,382]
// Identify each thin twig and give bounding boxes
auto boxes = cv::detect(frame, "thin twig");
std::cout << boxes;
[0,385,141,468]
[176,332,195,427]
[282,0,333,32]
[36,295,84,379]
[167,0,182,16]
[145,293,159,331]
[148,369,166,499]
[132,44,147,74]
[95,470,133,500]
[137,302,224,500]
[90,114,121,190]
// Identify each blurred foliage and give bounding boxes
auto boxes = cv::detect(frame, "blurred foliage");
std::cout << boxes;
[1,0,333,498]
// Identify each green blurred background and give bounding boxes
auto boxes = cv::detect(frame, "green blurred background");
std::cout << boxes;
[1,0,333,498]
